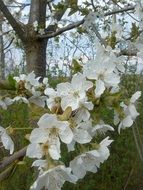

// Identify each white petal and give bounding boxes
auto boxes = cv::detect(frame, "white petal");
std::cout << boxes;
[128,104,139,119]
[130,91,141,103]
[95,79,105,98]
[0,100,7,110]
[61,96,79,111]
[44,88,56,96]
[26,143,43,158]
[32,160,47,170]
[74,129,92,144]
[38,114,57,128]
[104,73,120,87]
[49,138,61,160]
[74,108,90,123]
[88,150,100,157]
[122,115,133,127]
[71,73,84,90]
[1,132,14,154]
[43,78,48,85]
[100,136,113,147]
[70,157,86,179]
[83,101,94,110]
[114,111,120,125]
[46,98,55,110]
[92,124,114,135]
[71,73,93,91]
[67,140,75,152]
[57,82,72,96]
[13,96,29,104]
[0,126,5,132]
[30,128,48,143]
[59,125,73,144]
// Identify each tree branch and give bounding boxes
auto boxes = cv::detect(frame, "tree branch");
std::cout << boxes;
[0,147,26,171]
[104,6,135,16]
[44,0,71,35]
[39,6,135,39]
[0,162,17,181]
[119,49,137,56]
[0,0,25,41]
[3,38,14,51]
[39,20,84,39]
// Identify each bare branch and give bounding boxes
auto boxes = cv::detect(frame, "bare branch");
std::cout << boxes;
[119,49,137,56]
[0,0,25,41]
[39,6,135,39]
[3,38,14,51]
[91,24,107,46]
[0,147,26,171]
[0,162,17,181]
[63,34,90,59]
[39,20,84,39]
[104,6,135,16]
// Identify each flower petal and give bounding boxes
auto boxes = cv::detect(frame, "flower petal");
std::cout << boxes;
[95,79,105,98]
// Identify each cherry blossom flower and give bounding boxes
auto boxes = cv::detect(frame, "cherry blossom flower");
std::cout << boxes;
[83,48,120,97]
[30,165,77,190]
[0,97,13,110]
[73,99,94,123]
[57,73,93,111]
[28,88,46,108]
[70,137,113,179]
[27,114,73,160]
[0,126,14,154]
[115,91,141,133]
[14,72,40,91]
[44,87,60,111]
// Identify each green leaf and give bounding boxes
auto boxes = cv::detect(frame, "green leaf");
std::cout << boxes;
[72,59,82,74]
[7,75,16,89]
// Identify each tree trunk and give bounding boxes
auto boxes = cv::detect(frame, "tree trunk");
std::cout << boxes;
[0,11,5,80]
[25,39,47,78]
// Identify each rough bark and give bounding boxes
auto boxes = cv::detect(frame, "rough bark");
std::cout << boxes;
[0,0,25,41]
[25,39,48,78]
[22,0,47,77]
[0,11,5,79]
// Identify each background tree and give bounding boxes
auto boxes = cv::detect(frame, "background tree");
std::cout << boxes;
[0,0,136,77]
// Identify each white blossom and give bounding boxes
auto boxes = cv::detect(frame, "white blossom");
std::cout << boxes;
[73,99,94,123]
[115,91,141,133]
[57,73,93,111]
[0,126,14,154]
[91,123,114,136]
[33,21,38,31]
[0,97,13,110]
[44,88,59,111]
[14,72,40,91]
[68,121,92,152]
[83,46,120,97]
[30,165,77,190]
[27,114,73,160]
[38,29,45,35]
[70,137,113,179]
[28,88,46,108]
[32,159,48,172]
[13,96,29,104]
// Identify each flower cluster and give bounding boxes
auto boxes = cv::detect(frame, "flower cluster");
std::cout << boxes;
[1,2,143,188]
[0,42,141,190]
